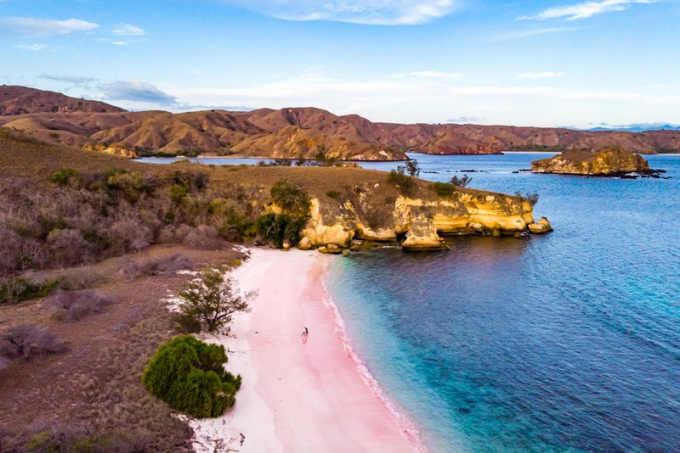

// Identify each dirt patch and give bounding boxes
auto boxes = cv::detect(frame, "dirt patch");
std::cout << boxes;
[0,244,245,451]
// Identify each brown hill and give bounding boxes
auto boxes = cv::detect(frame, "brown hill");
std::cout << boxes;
[2,86,680,159]
[0,85,125,115]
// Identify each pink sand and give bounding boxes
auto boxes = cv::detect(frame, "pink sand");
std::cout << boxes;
[193,248,422,452]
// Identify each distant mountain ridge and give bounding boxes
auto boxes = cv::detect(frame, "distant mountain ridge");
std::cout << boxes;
[2,86,680,159]
[586,123,680,133]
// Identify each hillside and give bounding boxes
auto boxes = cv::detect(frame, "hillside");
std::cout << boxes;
[0,85,125,115]
[1,86,680,159]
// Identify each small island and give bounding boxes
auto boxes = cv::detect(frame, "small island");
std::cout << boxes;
[530,147,663,178]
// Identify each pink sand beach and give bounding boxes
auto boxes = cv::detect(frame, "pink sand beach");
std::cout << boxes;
[189,248,423,452]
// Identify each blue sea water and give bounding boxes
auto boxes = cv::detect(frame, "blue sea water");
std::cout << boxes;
[327,153,680,452]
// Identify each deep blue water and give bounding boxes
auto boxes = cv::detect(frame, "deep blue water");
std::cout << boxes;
[328,153,680,452]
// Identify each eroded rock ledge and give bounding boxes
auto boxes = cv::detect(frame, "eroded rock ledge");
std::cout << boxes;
[297,188,551,252]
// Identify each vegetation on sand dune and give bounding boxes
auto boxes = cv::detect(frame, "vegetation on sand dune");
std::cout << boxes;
[142,335,242,418]
[178,268,254,334]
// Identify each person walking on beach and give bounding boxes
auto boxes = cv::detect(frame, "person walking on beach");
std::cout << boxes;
[301,326,309,344]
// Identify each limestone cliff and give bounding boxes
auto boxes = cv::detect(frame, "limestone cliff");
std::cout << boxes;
[300,183,547,251]
[531,147,649,176]
[84,144,138,158]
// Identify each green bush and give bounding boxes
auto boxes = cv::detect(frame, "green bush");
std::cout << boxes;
[254,179,311,248]
[49,168,81,188]
[387,169,415,195]
[142,336,241,418]
[270,179,311,217]
[253,213,307,248]
[326,190,341,199]
[0,277,63,304]
[431,182,456,197]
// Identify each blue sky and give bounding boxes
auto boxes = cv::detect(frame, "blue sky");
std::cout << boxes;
[1,0,678,127]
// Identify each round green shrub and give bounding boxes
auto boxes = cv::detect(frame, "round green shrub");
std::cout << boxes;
[142,336,241,418]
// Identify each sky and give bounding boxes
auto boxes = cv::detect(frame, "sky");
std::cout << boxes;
[0,0,679,127]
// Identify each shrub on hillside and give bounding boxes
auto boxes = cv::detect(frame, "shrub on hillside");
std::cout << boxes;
[252,179,311,248]
[49,168,81,188]
[142,336,241,418]
[270,179,311,217]
[431,182,456,197]
[4,422,154,453]
[0,276,62,304]
[0,324,65,361]
[43,289,117,322]
[118,254,194,280]
[183,225,227,250]
[387,168,415,195]
[46,228,93,267]
[252,213,307,248]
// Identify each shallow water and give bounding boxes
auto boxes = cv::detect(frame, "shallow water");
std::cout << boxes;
[328,153,680,452]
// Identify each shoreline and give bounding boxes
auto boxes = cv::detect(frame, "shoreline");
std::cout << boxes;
[188,248,423,452]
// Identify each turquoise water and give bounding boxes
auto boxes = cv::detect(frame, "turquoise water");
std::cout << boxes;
[328,153,680,452]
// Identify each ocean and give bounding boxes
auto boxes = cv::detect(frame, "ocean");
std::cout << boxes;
[327,153,680,452]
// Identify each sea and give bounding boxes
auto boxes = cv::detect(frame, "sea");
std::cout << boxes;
[140,153,680,452]
[328,153,680,452]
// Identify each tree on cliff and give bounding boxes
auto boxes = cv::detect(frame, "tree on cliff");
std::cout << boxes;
[399,159,421,177]
[178,268,255,334]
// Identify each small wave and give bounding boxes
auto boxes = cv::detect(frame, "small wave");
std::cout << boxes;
[320,261,429,453]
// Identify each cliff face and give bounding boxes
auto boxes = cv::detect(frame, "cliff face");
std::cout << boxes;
[531,147,650,175]
[299,186,545,251]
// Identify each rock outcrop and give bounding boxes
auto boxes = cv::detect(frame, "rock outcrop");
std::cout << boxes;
[300,185,548,252]
[528,217,553,234]
[531,147,650,176]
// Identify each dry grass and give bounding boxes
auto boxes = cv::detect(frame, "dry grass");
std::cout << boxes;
[0,245,244,452]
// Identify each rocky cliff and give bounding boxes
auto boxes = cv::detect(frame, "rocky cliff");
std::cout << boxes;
[296,183,549,252]
[531,147,650,176]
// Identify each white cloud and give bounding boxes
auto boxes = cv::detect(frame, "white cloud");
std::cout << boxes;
[496,27,579,40]
[130,72,680,126]
[516,72,566,79]
[391,71,464,79]
[170,75,667,108]
[39,74,99,87]
[16,43,45,51]
[102,80,177,105]
[112,41,127,46]
[226,0,459,25]
[0,17,99,36]
[447,116,487,123]
[113,24,145,36]
[520,0,658,21]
